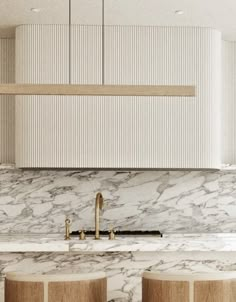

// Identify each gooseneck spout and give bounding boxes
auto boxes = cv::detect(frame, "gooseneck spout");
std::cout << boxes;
[95,192,104,240]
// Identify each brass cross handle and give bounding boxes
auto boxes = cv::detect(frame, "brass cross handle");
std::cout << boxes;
[79,229,86,240]
[109,228,116,240]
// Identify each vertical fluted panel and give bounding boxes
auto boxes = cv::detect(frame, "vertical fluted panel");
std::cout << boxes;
[0,38,15,164]
[15,26,221,168]
[15,25,69,84]
[222,41,236,164]
[71,25,102,84]
[15,25,69,166]
[105,26,221,169]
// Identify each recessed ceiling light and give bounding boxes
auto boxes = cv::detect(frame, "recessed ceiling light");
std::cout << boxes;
[175,10,184,15]
[30,8,41,13]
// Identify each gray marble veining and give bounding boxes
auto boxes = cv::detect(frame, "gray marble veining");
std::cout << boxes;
[1,169,236,233]
[1,168,236,301]
[1,234,236,252]
[1,252,236,302]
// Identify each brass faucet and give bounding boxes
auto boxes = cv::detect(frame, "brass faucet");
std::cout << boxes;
[95,192,104,240]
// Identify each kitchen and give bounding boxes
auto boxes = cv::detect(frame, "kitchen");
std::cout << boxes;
[0,1,236,301]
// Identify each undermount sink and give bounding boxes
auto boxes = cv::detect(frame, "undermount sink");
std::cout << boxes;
[70,230,162,237]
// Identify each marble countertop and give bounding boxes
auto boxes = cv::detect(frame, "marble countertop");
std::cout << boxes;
[0,233,236,252]
[0,234,68,252]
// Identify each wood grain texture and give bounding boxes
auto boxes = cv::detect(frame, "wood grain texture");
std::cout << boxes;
[48,278,107,302]
[142,278,189,302]
[0,84,195,96]
[5,279,44,302]
[194,280,236,302]
[230,280,236,302]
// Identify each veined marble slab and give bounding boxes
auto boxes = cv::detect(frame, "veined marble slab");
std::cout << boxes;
[1,168,236,234]
[0,234,68,252]
[0,164,15,170]
[163,233,236,238]
[1,234,236,253]
[69,235,236,252]
[1,251,236,302]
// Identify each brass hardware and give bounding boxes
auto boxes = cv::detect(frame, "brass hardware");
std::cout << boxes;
[79,230,86,240]
[109,229,116,240]
[95,192,104,240]
[64,217,71,240]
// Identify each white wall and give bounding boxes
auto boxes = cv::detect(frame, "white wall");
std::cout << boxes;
[15,25,221,169]
[0,38,15,164]
[222,41,236,164]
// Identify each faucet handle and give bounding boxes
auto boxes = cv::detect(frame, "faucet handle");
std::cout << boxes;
[65,217,71,224]
[64,217,71,241]
[79,229,86,240]
[109,228,116,240]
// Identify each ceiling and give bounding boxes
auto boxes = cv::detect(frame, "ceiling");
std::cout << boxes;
[0,0,236,40]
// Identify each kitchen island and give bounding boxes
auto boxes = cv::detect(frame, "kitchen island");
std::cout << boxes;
[0,233,236,302]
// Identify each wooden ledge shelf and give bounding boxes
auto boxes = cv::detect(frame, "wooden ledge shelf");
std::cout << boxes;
[0,84,195,97]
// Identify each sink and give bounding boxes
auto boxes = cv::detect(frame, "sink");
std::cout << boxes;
[70,230,162,237]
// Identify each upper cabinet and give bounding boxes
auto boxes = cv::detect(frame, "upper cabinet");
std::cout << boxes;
[15,25,221,169]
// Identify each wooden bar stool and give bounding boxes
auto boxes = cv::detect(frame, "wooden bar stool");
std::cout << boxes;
[142,271,236,302]
[5,272,107,302]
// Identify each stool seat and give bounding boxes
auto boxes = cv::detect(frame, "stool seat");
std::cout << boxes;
[142,271,236,302]
[143,271,236,281]
[6,272,106,282]
[5,272,107,302]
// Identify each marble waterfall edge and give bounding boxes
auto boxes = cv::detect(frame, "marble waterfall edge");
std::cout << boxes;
[1,251,236,302]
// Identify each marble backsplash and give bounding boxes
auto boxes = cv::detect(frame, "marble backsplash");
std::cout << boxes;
[0,168,236,234]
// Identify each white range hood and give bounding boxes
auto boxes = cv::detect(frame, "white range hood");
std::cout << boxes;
[14,25,221,169]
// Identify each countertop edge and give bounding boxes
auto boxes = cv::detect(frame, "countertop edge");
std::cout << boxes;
[1,234,236,253]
